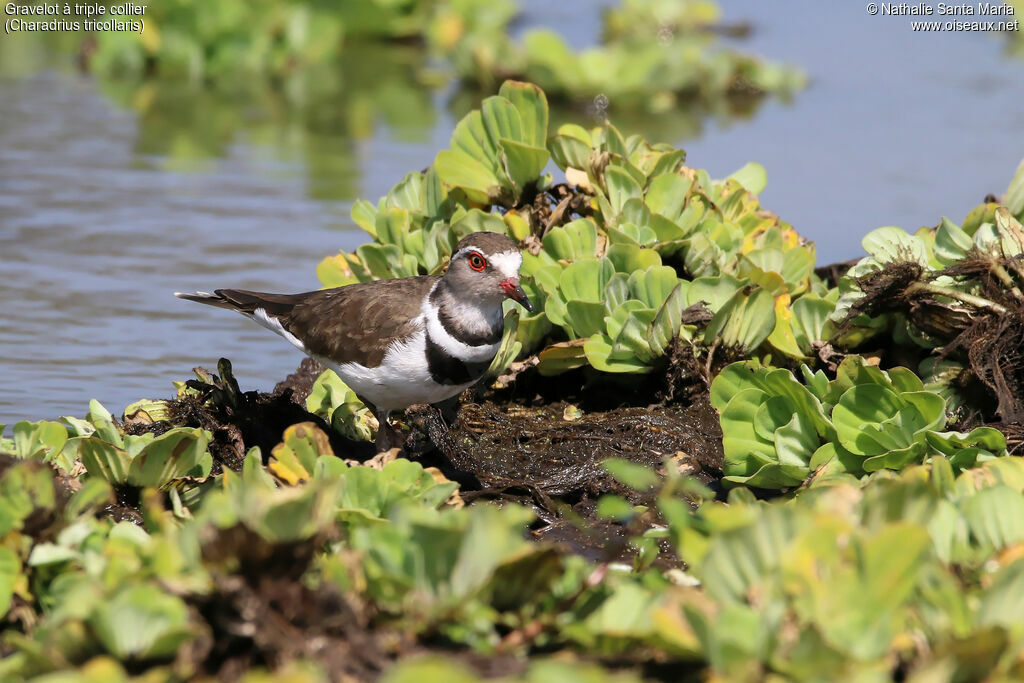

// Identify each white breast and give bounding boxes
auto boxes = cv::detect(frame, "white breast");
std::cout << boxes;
[316,325,475,413]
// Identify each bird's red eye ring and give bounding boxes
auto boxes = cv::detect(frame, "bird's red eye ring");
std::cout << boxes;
[468,253,487,271]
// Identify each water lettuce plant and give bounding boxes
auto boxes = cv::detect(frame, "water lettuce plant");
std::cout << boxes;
[446,0,805,110]
[4,357,1024,679]
[1008,156,1024,221]
[710,356,1008,488]
[827,175,1024,421]
[832,204,1024,348]
[62,0,505,81]
[668,457,1024,679]
[29,0,805,124]
[536,260,698,374]
[318,79,827,388]
[2,400,212,488]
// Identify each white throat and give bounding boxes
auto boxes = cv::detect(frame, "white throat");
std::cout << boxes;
[422,282,502,363]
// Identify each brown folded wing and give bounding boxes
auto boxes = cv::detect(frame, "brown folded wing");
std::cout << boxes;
[195,276,438,368]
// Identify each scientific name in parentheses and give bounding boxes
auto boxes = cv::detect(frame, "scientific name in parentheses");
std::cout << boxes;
[879,2,1016,15]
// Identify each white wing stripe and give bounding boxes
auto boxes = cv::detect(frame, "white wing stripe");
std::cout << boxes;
[252,307,307,352]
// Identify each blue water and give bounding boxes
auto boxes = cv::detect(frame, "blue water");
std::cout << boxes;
[684,1,1024,261]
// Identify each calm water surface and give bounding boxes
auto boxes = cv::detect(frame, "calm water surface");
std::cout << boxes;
[1,2,1023,422]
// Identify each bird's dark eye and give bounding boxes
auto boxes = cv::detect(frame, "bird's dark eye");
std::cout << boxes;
[468,253,487,271]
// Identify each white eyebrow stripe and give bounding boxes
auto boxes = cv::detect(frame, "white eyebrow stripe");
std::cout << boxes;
[452,247,485,261]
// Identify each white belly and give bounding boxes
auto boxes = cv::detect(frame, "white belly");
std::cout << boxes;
[315,328,476,413]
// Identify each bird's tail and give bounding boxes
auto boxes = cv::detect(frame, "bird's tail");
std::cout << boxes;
[174,289,300,317]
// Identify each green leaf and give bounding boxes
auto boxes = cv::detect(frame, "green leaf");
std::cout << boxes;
[269,422,334,485]
[423,167,445,220]
[583,336,651,374]
[603,458,659,490]
[925,427,1007,457]
[79,438,133,485]
[560,258,614,302]
[541,219,599,261]
[681,232,729,279]
[564,300,607,338]
[722,463,809,489]
[354,243,413,279]
[375,207,413,250]
[434,149,501,204]
[791,294,835,352]
[770,403,819,467]
[548,134,591,172]
[861,226,929,266]
[808,523,931,661]
[978,559,1024,628]
[648,283,687,356]
[89,585,192,660]
[934,217,973,266]
[747,246,815,293]
[387,172,425,214]
[65,477,114,520]
[350,199,378,237]
[605,165,643,214]
[450,209,509,240]
[710,361,765,412]
[832,385,913,456]
[480,96,524,165]
[87,400,123,448]
[727,162,767,194]
[0,547,20,619]
[705,287,776,352]
[1005,157,1024,220]
[645,173,692,222]
[962,485,1024,550]
[597,494,637,521]
[719,388,781,477]
[698,505,797,601]
[603,273,631,314]
[537,341,590,375]
[608,220,658,247]
[498,80,549,149]
[487,308,522,377]
[128,428,212,487]
[11,420,68,461]
[606,243,662,273]
[899,390,947,432]
[610,310,659,362]
[604,300,650,341]
[499,139,549,193]
[688,274,745,314]
[449,109,499,172]
[628,265,682,309]
[383,657,478,683]
[862,443,927,472]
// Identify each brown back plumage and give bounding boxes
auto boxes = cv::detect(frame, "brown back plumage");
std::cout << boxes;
[177,276,438,367]
[176,231,524,369]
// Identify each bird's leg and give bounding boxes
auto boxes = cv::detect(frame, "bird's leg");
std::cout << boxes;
[375,408,403,453]
[360,398,402,454]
